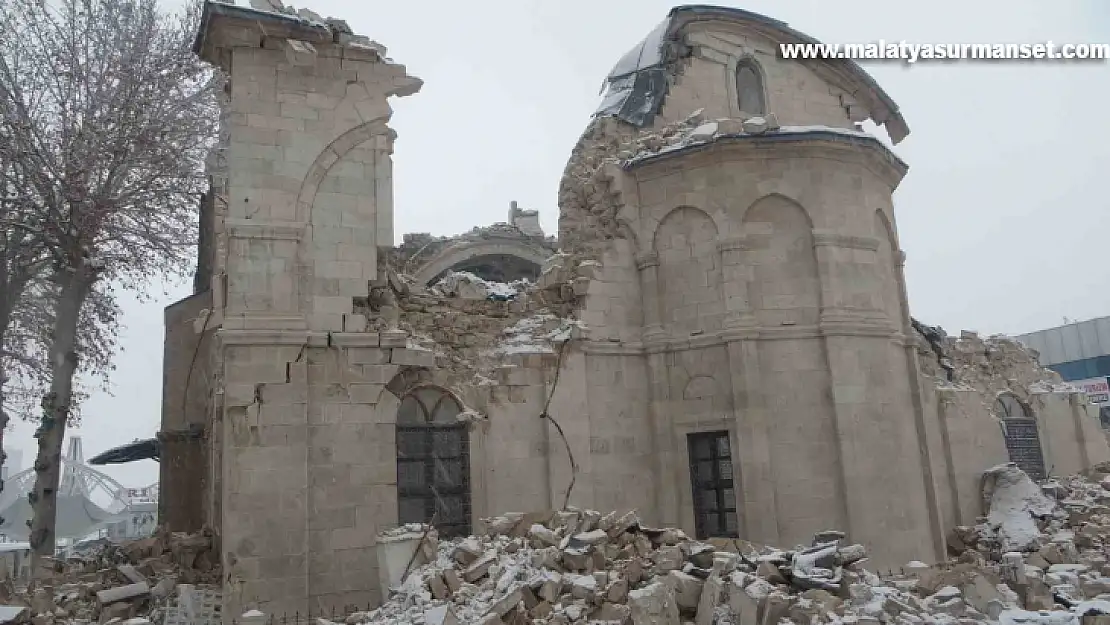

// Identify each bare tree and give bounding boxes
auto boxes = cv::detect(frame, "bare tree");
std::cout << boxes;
[1,177,122,533]
[0,0,215,575]
[1,120,121,525]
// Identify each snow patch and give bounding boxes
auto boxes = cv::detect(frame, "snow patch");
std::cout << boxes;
[981,463,1058,551]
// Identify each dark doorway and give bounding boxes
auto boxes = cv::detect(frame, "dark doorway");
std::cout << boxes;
[687,431,739,539]
[396,387,472,538]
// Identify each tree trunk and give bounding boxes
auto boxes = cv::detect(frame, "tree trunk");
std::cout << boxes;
[28,268,93,580]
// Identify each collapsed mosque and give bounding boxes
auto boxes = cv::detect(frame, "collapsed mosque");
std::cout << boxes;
[154,1,1109,616]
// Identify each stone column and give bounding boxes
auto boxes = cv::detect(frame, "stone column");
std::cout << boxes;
[636,252,665,340]
[644,345,677,527]
[814,234,935,566]
[718,236,780,544]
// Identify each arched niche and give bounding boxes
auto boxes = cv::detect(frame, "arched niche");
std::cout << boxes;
[741,195,819,326]
[735,58,767,116]
[652,206,723,335]
[396,385,472,537]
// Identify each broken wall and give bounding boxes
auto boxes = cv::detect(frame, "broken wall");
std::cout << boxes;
[195,2,424,617]
[656,23,858,129]
[913,329,1110,532]
[161,290,215,533]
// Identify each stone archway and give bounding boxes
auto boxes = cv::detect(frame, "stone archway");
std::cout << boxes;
[996,393,1046,480]
[412,239,552,286]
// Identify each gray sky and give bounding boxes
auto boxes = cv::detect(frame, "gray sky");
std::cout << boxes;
[7,0,1108,490]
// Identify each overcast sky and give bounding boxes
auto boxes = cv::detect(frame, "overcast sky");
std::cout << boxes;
[6,0,1107,491]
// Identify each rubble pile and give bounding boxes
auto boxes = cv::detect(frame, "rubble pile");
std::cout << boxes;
[349,464,1110,625]
[2,528,220,625]
[353,264,582,389]
[942,463,1110,614]
[429,272,533,302]
[558,115,685,256]
[911,323,1062,397]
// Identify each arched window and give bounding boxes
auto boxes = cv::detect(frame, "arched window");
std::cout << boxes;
[735,60,766,116]
[396,387,471,537]
[994,393,1046,481]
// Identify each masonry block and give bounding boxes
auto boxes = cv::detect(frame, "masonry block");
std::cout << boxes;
[390,347,435,367]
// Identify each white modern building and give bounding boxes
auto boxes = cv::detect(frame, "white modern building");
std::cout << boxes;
[1017,316,1110,427]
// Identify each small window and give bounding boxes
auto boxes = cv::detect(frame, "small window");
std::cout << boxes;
[735,60,766,116]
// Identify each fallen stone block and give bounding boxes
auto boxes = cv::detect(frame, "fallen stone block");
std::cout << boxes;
[98,602,133,624]
[695,573,723,625]
[629,581,680,625]
[655,546,685,573]
[595,602,632,622]
[428,574,449,600]
[666,570,704,611]
[96,583,149,606]
[116,566,147,586]
[423,606,458,625]
[443,569,462,594]
[728,577,759,625]
[487,586,523,617]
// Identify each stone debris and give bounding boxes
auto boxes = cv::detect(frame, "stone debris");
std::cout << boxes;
[347,463,1110,625]
[912,321,1064,397]
[430,272,532,302]
[352,265,585,391]
[0,527,220,625]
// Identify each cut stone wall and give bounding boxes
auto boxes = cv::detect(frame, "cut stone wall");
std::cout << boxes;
[161,291,215,533]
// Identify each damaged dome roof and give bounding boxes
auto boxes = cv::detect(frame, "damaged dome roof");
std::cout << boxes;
[594,5,909,145]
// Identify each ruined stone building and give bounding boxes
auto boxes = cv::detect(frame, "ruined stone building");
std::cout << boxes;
[161,1,1110,617]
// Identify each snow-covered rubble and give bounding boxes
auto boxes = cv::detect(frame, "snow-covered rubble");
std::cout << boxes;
[341,462,1110,625]
[430,271,531,301]
[487,314,585,356]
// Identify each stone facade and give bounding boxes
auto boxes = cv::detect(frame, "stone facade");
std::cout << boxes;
[160,2,1110,619]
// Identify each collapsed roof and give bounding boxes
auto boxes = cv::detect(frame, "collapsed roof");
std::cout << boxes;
[595,5,910,144]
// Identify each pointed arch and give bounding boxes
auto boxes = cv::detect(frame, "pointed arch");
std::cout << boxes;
[396,384,472,538]
[994,392,1046,481]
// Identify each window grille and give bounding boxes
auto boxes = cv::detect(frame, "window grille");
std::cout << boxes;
[397,387,471,538]
[687,431,739,539]
[996,394,1046,481]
